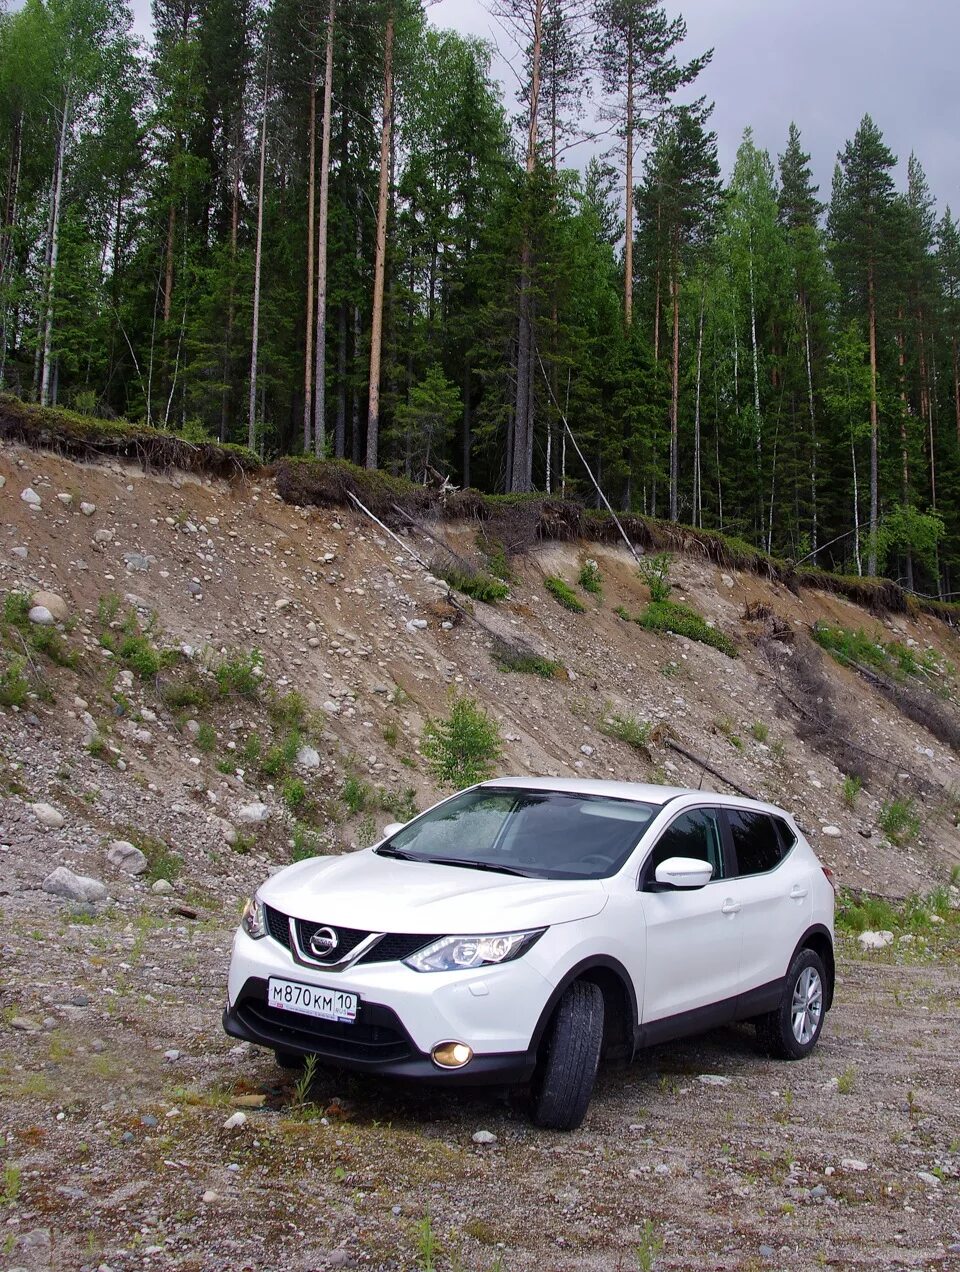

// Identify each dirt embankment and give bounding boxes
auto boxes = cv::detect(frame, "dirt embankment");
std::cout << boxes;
[1,444,958,1271]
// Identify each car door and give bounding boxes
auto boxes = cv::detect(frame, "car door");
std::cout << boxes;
[637,805,743,1028]
[722,808,812,997]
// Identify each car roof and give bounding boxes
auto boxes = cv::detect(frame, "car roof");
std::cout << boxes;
[480,776,792,819]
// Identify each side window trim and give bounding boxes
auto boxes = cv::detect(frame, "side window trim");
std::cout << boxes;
[721,807,792,878]
[637,804,725,890]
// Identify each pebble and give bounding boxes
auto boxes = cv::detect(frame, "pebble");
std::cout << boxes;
[57,492,73,505]
[30,801,65,829]
[223,1111,248,1130]
[472,1129,497,1145]
[202,1189,219,1204]
[698,1074,732,1087]
[916,1171,941,1186]
[42,866,107,903]
[11,545,28,558]
[106,840,149,875]
[80,501,96,515]
[11,1015,41,1032]
[405,618,428,632]
[297,744,321,769]
[140,1114,158,1128]
[93,528,114,543]
[164,1049,180,1062]
[580,744,595,756]
[821,825,842,837]
[21,487,41,506]
[840,1158,869,1171]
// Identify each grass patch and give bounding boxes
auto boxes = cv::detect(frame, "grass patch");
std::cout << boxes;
[841,775,863,809]
[544,576,586,612]
[601,712,652,751]
[578,559,602,596]
[268,690,307,729]
[378,786,418,822]
[492,638,564,679]
[637,552,672,602]
[291,824,325,861]
[134,834,181,884]
[342,776,371,815]
[614,605,631,621]
[638,600,737,658]
[195,723,217,753]
[0,654,30,707]
[879,796,921,845]
[282,778,308,812]
[433,561,509,604]
[749,721,769,743]
[213,649,262,698]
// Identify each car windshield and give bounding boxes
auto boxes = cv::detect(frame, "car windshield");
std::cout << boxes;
[376,787,659,879]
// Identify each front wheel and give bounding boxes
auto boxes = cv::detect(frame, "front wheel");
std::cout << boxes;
[531,980,604,1131]
[756,948,827,1060]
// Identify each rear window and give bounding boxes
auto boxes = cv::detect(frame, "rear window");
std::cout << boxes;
[727,809,787,876]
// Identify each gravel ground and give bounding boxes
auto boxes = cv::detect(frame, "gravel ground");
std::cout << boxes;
[2,444,959,1270]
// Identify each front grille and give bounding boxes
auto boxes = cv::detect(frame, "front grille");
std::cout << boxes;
[263,904,435,967]
[236,992,413,1063]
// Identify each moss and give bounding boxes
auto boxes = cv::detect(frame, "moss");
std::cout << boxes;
[638,600,737,658]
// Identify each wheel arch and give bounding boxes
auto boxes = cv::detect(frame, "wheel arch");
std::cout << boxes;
[792,924,835,1011]
[530,956,638,1062]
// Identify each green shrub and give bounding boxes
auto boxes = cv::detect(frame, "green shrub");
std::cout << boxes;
[545,576,586,612]
[136,834,181,883]
[379,785,418,822]
[213,649,262,698]
[841,775,863,809]
[195,723,217,753]
[241,732,262,765]
[3,591,31,627]
[879,796,920,845]
[0,655,30,707]
[614,605,631,621]
[162,676,210,710]
[638,600,737,658]
[382,722,399,746]
[434,563,509,603]
[29,624,79,668]
[493,642,564,678]
[750,721,769,743]
[282,778,308,812]
[342,775,371,814]
[479,537,512,582]
[811,622,886,670]
[261,730,300,778]
[637,553,672,602]
[269,690,307,729]
[421,694,502,788]
[601,713,652,750]
[578,559,602,596]
[291,823,324,862]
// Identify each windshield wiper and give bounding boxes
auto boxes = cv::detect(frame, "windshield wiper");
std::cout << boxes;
[374,845,421,861]
[421,857,539,877]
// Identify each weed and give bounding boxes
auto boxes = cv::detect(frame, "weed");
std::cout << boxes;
[135,834,181,883]
[637,552,672,603]
[268,690,307,729]
[434,562,509,604]
[835,890,899,934]
[634,1219,663,1272]
[771,739,786,760]
[282,778,307,812]
[493,638,563,678]
[749,721,769,743]
[614,605,631,621]
[0,655,29,708]
[879,797,920,845]
[479,538,511,582]
[342,776,371,815]
[639,599,737,657]
[2,1163,21,1205]
[291,824,324,861]
[544,576,585,612]
[414,1213,439,1272]
[213,649,263,698]
[241,733,262,765]
[97,594,121,625]
[836,1064,857,1094]
[578,559,602,596]
[382,722,399,746]
[602,713,652,751]
[3,591,32,627]
[842,775,863,809]
[421,694,502,788]
[29,624,79,668]
[195,722,217,753]
[379,786,418,822]
[216,758,235,775]
[161,675,209,710]
[293,1054,319,1106]
[357,812,376,845]
[261,731,300,778]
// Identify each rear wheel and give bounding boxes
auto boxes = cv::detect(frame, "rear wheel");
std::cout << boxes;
[756,948,826,1060]
[531,980,604,1130]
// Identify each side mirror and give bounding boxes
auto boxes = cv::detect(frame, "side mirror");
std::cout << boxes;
[654,856,714,889]
[381,822,406,840]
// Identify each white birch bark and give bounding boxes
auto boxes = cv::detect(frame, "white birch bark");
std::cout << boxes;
[313,0,336,456]
[40,85,71,407]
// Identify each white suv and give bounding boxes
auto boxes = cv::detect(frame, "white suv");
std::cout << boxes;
[224,778,835,1129]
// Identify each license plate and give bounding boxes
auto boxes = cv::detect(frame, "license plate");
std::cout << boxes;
[267,977,358,1023]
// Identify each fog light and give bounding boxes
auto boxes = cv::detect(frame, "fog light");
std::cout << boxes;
[432,1041,473,1069]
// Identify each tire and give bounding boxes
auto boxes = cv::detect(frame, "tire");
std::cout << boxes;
[274,1049,305,1071]
[531,980,604,1131]
[756,947,827,1060]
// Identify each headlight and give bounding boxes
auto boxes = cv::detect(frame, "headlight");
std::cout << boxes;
[404,929,544,973]
[240,896,267,940]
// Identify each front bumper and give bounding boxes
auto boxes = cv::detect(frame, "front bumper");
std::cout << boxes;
[224,925,556,1084]
[223,978,537,1084]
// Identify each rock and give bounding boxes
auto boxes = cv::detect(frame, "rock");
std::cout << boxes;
[223,1111,247,1130]
[93,528,114,544]
[57,492,73,506]
[184,719,201,737]
[32,590,69,620]
[201,1190,219,1204]
[123,551,153,572]
[30,802,65,829]
[106,840,148,875]
[11,545,27,559]
[164,1049,180,1062]
[140,1114,158,1128]
[759,1246,775,1260]
[840,1158,869,1171]
[916,1171,941,1186]
[858,930,894,951]
[720,573,735,588]
[11,1015,42,1032]
[28,605,55,626]
[0,473,4,488]
[275,598,293,611]
[580,744,595,757]
[43,867,107,903]
[471,1129,497,1145]
[297,744,321,769]
[71,992,90,1007]
[237,802,270,824]
[21,487,41,507]
[152,879,174,895]
[80,502,96,515]
[405,618,428,632]
[698,1074,732,1087]
[821,825,842,837]
[327,1252,353,1269]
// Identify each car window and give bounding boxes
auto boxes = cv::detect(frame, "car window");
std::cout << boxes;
[643,808,724,883]
[726,809,786,875]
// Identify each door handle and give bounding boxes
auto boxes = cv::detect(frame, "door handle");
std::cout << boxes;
[721,899,741,915]
[789,885,808,900]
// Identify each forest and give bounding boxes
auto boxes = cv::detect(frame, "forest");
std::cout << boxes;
[1,0,959,596]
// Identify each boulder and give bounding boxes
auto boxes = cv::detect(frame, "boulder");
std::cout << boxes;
[20,487,41,507]
[237,802,270,824]
[296,744,321,770]
[42,867,107,903]
[106,840,148,875]
[28,606,55,626]
[31,590,69,622]
[30,802,65,829]
[858,930,894,951]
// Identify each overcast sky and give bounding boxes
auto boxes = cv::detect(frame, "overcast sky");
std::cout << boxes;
[429,0,960,217]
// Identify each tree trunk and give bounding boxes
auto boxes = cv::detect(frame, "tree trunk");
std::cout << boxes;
[623,35,633,327]
[302,70,316,451]
[866,262,879,575]
[365,4,395,470]
[335,300,347,457]
[693,283,705,527]
[220,127,241,442]
[313,0,336,456]
[40,85,71,408]
[851,432,862,576]
[801,298,817,556]
[248,47,270,451]
[952,332,960,448]
[668,260,680,521]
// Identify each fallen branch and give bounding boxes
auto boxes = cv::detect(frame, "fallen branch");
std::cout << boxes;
[662,738,757,800]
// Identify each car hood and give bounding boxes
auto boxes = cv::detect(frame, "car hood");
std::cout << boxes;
[259,849,609,932]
